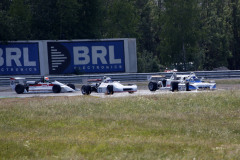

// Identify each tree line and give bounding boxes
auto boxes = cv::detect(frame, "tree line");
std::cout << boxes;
[0,0,240,72]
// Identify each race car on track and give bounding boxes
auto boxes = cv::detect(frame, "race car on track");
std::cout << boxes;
[164,68,178,72]
[10,76,76,94]
[148,72,216,92]
[81,76,137,95]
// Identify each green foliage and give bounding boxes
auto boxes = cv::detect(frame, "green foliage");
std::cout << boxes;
[228,0,240,69]
[0,11,10,41]
[25,0,101,40]
[101,0,139,38]
[136,0,158,53]
[0,0,11,41]
[8,0,32,40]
[200,0,231,70]
[159,0,201,71]
[0,0,240,71]
[27,0,58,39]
[56,0,80,39]
[76,0,103,39]
[137,50,160,72]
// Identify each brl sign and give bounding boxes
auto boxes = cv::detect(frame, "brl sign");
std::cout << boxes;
[0,43,40,75]
[47,40,125,74]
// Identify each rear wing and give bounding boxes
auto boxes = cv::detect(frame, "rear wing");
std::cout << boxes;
[147,75,165,81]
[81,78,102,84]
[87,79,102,82]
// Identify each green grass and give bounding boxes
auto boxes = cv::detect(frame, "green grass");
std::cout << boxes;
[0,91,240,159]
[215,79,240,84]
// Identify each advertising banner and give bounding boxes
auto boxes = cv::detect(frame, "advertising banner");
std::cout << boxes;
[47,40,125,74]
[0,43,40,75]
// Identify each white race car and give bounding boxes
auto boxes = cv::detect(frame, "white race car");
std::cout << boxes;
[186,73,216,90]
[10,76,76,94]
[148,72,216,92]
[81,76,137,95]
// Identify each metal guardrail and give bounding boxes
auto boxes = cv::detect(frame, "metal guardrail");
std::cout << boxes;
[1,70,240,86]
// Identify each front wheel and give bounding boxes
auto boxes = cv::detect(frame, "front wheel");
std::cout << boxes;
[81,85,91,95]
[106,85,114,95]
[148,82,157,91]
[52,85,61,93]
[15,84,25,94]
[185,82,190,91]
[170,82,179,92]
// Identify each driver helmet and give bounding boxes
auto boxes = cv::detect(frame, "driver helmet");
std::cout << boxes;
[104,77,112,83]
[44,77,49,82]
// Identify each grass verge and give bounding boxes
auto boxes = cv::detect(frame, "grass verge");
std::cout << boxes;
[215,79,240,84]
[0,90,240,159]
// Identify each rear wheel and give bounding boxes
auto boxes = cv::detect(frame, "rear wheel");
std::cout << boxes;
[67,83,75,90]
[15,84,25,94]
[148,82,157,91]
[162,79,167,87]
[25,86,29,92]
[81,85,91,95]
[186,82,190,91]
[171,82,179,92]
[106,85,114,95]
[52,85,61,93]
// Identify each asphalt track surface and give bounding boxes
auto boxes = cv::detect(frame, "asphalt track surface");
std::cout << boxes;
[0,88,209,99]
[0,83,235,99]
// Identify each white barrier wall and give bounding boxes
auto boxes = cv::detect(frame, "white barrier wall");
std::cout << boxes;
[0,38,137,75]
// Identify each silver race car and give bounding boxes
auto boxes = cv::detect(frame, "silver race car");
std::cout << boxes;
[81,76,137,95]
[10,76,76,94]
[186,72,216,90]
[148,72,216,92]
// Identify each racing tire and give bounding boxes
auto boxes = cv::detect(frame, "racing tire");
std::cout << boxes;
[67,83,75,90]
[162,79,167,87]
[148,82,158,91]
[15,84,25,94]
[185,82,190,91]
[86,85,92,95]
[106,85,114,95]
[91,86,97,92]
[52,84,61,93]
[171,82,179,92]
[81,85,91,95]
[128,91,134,94]
[25,86,29,92]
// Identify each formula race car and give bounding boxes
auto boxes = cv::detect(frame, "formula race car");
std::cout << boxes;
[164,68,178,72]
[148,72,216,92]
[10,76,76,94]
[81,76,137,95]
